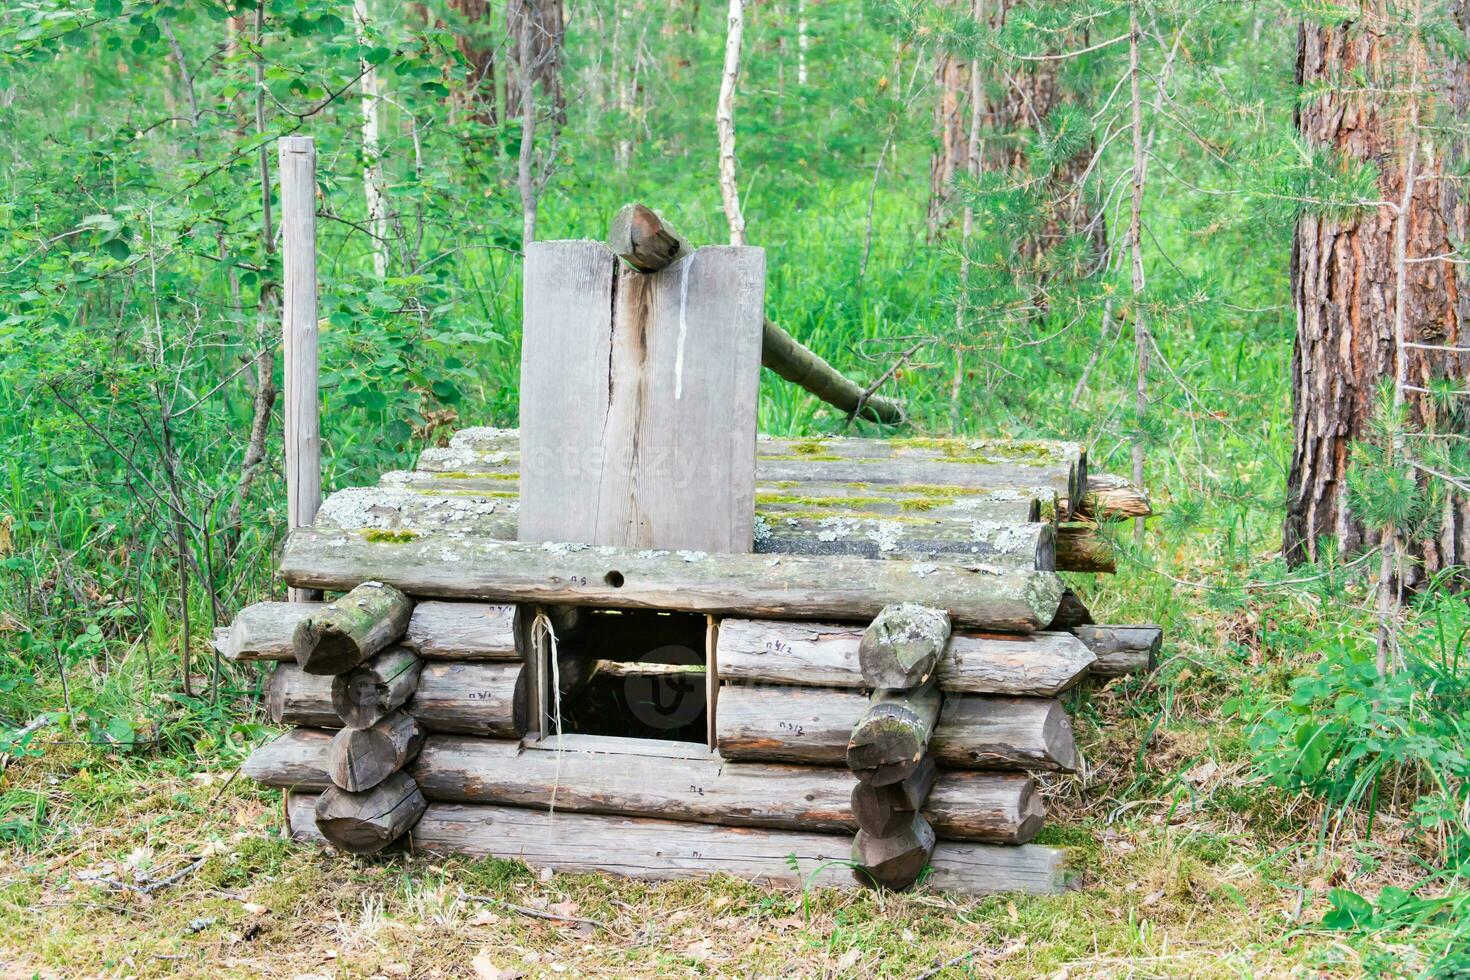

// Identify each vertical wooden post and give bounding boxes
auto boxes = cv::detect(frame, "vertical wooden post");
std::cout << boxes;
[279,136,321,603]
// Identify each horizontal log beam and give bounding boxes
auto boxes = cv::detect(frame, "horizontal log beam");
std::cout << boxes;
[281,528,1063,631]
[716,619,1094,695]
[285,795,1071,895]
[1072,624,1162,678]
[409,735,1039,843]
[215,601,321,661]
[243,728,334,790]
[407,662,519,737]
[1055,525,1116,574]
[1075,473,1152,521]
[401,601,520,660]
[717,684,1077,772]
[265,664,339,728]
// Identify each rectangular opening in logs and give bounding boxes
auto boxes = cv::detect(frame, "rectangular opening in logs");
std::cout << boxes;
[528,608,712,746]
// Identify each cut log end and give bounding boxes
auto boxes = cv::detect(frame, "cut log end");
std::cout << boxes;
[314,770,426,855]
[851,814,936,891]
[847,684,942,786]
[858,603,951,689]
[293,581,414,676]
[327,710,425,793]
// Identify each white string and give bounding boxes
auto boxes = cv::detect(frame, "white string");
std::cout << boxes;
[532,608,564,819]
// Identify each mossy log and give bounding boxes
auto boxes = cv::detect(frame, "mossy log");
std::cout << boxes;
[859,604,951,688]
[292,581,413,675]
[847,683,943,786]
[331,647,422,729]
[717,684,1077,772]
[286,795,1071,895]
[716,619,1094,695]
[929,696,1079,772]
[1072,624,1162,678]
[852,814,936,891]
[281,528,1063,632]
[312,771,427,855]
[326,710,425,792]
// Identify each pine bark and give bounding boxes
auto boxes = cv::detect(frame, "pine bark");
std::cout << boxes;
[504,0,565,125]
[1286,7,1470,582]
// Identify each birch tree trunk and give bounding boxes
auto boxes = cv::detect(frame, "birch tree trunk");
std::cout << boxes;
[718,0,748,246]
[354,0,390,279]
[797,0,808,86]
[1286,1,1470,583]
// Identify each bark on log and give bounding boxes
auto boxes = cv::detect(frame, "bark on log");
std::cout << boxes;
[1046,588,1094,630]
[281,528,1063,632]
[847,683,943,786]
[852,814,936,891]
[1077,473,1153,521]
[286,795,1071,894]
[718,684,1076,772]
[216,601,322,661]
[292,581,413,675]
[265,664,339,728]
[850,756,937,836]
[605,203,905,425]
[242,728,334,790]
[401,601,520,660]
[859,604,951,688]
[717,619,1094,695]
[930,696,1078,772]
[313,771,427,855]
[331,647,423,728]
[316,485,1056,569]
[1072,624,1161,678]
[327,710,425,792]
[408,662,518,737]
[1055,524,1116,574]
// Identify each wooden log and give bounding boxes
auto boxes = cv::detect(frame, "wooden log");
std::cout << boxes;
[930,696,1078,772]
[1072,624,1162,678]
[265,664,338,728]
[401,601,520,660]
[1046,588,1094,630]
[605,204,905,426]
[1055,524,1116,574]
[859,604,951,688]
[716,619,1094,695]
[315,484,1055,569]
[1077,472,1152,521]
[405,802,1070,894]
[847,684,943,786]
[852,814,936,891]
[216,601,322,661]
[440,428,1084,518]
[411,735,1035,844]
[850,756,937,836]
[331,647,423,729]
[512,646,600,735]
[281,528,1063,632]
[242,728,334,790]
[292,581,413,675]
[327,710,426,792]
[719,685,1076,772]
[313,771,427,855]
[408,662,519,737]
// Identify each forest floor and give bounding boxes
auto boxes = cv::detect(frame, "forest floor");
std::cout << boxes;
[0,574,1439,979]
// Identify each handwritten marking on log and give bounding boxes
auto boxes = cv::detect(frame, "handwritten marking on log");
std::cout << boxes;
[331,647,422,729]
[860,604,951,688]
[930,696,1079,773]
[407,661,519,737]
[265,664,338,728]
[401,602,520,660]
[292,581,413,675]
[313,771,426,855]
[1072,624,1162,678]
[327,710,425,792]
[281,529,1063,632]
[242,728,334,791]
[216,601,322,661]
[716,620,1094,694]
[518,241,764,553]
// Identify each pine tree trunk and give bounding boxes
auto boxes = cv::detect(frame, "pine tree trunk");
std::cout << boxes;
[505,0,566,126]
[926,33,970,241]
[447,0,498,126]
[1286,8,1470,582]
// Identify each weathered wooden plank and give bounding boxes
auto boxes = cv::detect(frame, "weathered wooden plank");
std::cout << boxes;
[518,242,765,554]
[292,581,413,675]
[286,795,1069,894]
[279,136,321,603]
[718,685,1076,772]
[242,728,334,791]
[314,485,1056,569]
[314,771,426,855]
[1072,624,1162,678]
[716,619,1094,694]
[401,601,520,660]
[930,696,1079,773]
[216,601,322,661]
[281,528,1063,632]
[265,664,338,728]
[407,662,519,737]
[412,734,1034,843]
